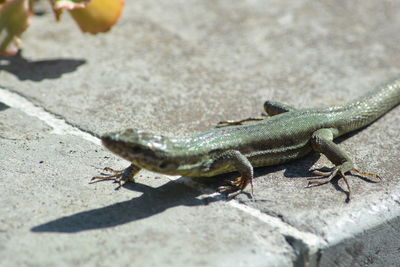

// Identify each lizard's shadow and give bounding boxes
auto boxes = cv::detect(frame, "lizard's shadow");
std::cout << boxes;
[31,179,218,233]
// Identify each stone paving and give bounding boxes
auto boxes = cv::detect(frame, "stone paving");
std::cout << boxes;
[1,1,399,266]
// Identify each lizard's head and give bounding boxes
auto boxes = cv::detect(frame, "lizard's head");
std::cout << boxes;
[101,128,185,174]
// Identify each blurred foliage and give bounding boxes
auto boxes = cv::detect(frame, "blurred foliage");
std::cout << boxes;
[0,0,124,55]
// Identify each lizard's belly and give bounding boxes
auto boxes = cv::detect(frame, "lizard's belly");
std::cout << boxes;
[248,145,313,167]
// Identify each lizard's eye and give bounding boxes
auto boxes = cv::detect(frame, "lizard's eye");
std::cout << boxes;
[159,161,169,169]
[159,161,177,170]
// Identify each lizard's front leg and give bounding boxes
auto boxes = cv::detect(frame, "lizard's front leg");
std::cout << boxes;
[91,163,141,189]
[208,150,254,198]
[307,128,381,201]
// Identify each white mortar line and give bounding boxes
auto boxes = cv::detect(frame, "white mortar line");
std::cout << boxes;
[228,200,326,250]
[0,88,101,145]
[172,177,326,250]
[0,87,325,251]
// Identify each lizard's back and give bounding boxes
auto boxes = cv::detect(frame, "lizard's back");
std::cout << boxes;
[181,79,400,168]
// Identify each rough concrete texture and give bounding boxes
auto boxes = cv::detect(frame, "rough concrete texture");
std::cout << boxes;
[0,107,295,266]
[0,0,399,266]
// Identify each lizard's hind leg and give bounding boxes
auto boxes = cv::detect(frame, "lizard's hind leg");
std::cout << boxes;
[308,128,381,201]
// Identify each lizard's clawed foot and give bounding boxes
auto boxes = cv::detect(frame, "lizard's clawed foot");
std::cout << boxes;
[306,165,382,200]
[306,165,352,202]
[307,166,344,187]
[217,176,253,198]
[90,165,139,189]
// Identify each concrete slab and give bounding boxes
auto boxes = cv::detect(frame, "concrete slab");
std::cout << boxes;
[1,0,399,266]
[318,215,400,266]
[1,1,399,135]
[0,103,295,266]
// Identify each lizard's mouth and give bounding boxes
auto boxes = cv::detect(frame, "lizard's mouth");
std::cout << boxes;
[101,134,164,165]
[101,136,126,158]
[101,136,141,160]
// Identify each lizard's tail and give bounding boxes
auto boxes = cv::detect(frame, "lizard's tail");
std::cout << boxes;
[336,78,400,134]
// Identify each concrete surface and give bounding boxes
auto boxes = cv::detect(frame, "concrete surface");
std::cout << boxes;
[1,0,399,266]
[0,101,295,266]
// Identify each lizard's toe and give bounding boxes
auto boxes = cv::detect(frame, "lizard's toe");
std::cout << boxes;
[217,175,253,198]
[350,168,382,182]
[90,168,124,184]
[217,185,239,193]
[90,165,139,188]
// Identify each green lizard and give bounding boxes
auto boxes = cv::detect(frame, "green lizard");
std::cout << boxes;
[92,79,400,199]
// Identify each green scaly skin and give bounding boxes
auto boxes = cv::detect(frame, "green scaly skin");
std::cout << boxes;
[93,79,400,200]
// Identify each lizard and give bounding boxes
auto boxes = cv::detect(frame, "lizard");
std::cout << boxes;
[92,79,400,199]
